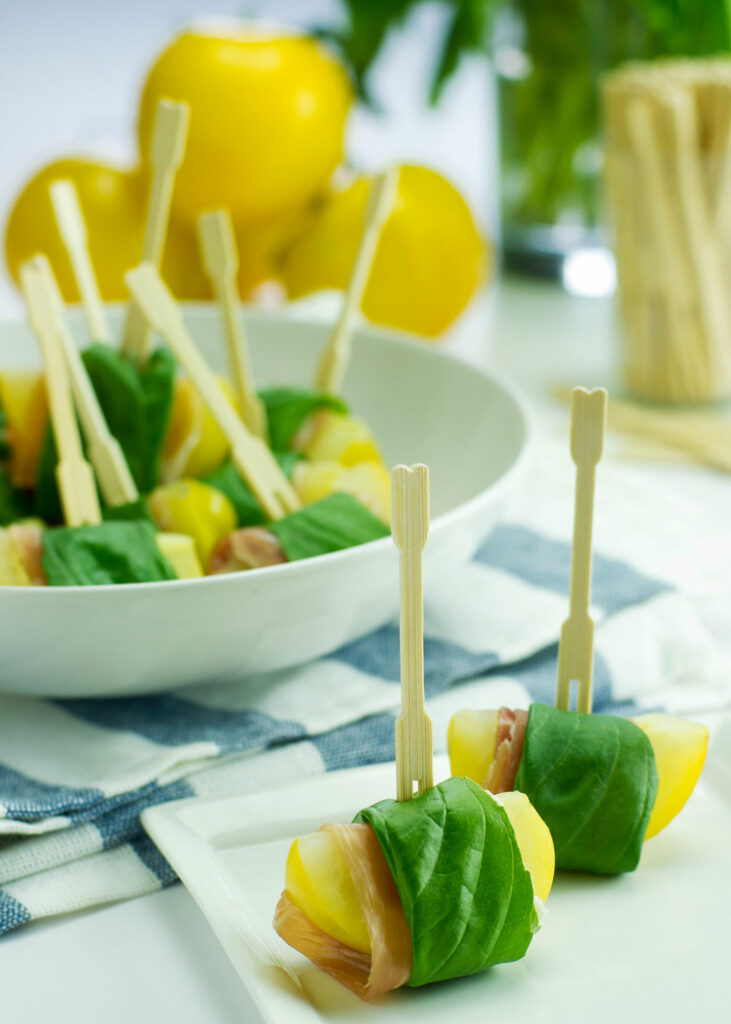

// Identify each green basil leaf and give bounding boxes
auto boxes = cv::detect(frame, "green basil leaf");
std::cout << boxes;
[82,344,175,494]
[514,703,658,875]
[34,428,69,524]
[269,492,389,561]
[41,520,176,586]
[259,388,348,451]
[102,497,153,524]
[355,777,536,986]
[202,451,301,526]
[0,465,32,525]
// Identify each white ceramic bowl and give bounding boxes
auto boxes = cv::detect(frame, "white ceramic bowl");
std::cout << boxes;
[0,307,530,696]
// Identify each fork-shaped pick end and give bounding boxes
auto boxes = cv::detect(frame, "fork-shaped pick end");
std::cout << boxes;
[570,387,607,466]
[391,464,429,553]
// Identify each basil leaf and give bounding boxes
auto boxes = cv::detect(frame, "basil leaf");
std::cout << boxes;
[0,465,32,525]
[82,344,175,493]
[41,520,176,586]
[356,777,536,986]
[102,497,153,524]
[515,703,658,875]
[203,451,301,526]
[259,388,348,451]
[269,492,389,561]
[34,429,69,524]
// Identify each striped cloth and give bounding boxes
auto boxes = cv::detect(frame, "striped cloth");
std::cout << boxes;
[1,443,729,936]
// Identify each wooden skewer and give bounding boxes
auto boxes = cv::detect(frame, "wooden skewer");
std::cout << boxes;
[31,255,138,507]
[314,168,399,395]
[392,463,433,801]
[48,178,111,343]
[19,259,101,526]
[197,209,268,440]
[122,99,190,362]
[556,387,607,715]
[125,263,300,520]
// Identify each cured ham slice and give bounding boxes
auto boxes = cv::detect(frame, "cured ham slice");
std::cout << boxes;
[274,823,412,1001]
[208,527,287,574]
[485,707,528,793]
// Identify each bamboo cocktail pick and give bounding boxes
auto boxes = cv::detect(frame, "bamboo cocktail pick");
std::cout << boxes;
[19,259,101,526]
[31,255,138,508]
[125,262,300,520]
[197,209,268,439]
[556,387,607,715]
[49,179,111,343]
[315,168,399,395]
[392,463,433,801]
[122,99,189,362]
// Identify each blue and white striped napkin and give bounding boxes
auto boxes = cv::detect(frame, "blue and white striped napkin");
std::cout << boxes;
[1,443,729,936]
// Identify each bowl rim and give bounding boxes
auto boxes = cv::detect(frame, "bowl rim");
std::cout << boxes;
[0,308,532,596]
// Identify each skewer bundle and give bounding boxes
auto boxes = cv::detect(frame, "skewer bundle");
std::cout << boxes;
[604,59,731,402]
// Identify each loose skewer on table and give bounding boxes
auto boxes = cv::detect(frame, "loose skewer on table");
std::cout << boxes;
[314,168,399,396]
[122,99,189,362]
[125,262,300,520]
[197,208,268,440]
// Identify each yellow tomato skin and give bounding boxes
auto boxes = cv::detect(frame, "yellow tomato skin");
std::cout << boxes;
[148,479,236,566]
[284,165,488,337]
[137,30,352,226]
[162,377,235,482]
[633,714,709,840]
[4,158,209,303]
[0,371,49,488]
[495,791,555,903]
[447,709,499,787]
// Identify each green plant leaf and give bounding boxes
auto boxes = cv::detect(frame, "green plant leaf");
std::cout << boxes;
[514,703,658,875]
[356,777,536,986]
[0,466,31,525]
[269,492,389,561]
[202,451,300,527]
[41,520,176,586]
[259,388,348,452]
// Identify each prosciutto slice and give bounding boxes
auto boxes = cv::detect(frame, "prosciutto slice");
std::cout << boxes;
[484,707,528,794]
[274,822,412,1001]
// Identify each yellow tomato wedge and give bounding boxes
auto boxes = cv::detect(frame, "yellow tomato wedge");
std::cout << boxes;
[300,411,382,467]
[162,377,233,481]
[293,459,391,523]
[0,371,49,488]
[285,830,370,954]
[633,714,709,840]
[148,479,236,566]
[155,532,204,579]
[0,530,32,586]
[447,709,499,787]
[495,791,555,903]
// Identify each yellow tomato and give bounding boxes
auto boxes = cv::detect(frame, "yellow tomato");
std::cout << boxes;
[137,28,352,226]
[298,411,383,466]
[4,158,209,303]
[284,165,488,337]
[633,714,709,840]
[0,371,49,488]
[148,479,236,566]
[447,709,499,787]
[285,829,370,954]
[495,792,555,903]
[162,377,235,481]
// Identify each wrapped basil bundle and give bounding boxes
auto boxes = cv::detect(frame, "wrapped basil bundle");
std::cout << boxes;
[274,778,542,1001]
[209,492,390,573]
[450,703,664,875]
[35,344,176,522]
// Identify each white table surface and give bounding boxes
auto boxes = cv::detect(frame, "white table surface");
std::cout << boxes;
[2,278,730,1023]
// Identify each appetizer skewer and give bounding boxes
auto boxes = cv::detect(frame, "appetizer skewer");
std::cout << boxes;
[314,168,398,396]
[122,99,189,362]
[197,208,268,440]
[448,386,709,874]
[49,178,112,343]
[274,465,554,1001]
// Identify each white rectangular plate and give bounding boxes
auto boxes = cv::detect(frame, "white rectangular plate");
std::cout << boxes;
[143,734,731,1024]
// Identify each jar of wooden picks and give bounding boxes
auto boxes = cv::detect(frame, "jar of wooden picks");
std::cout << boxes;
[604,60,731,403]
